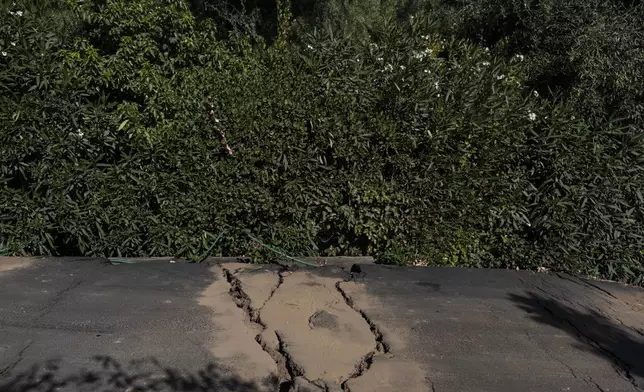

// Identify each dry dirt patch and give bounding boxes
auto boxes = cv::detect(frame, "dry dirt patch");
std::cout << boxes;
[0,257,35,274]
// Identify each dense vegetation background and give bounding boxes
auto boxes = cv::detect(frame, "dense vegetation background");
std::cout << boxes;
[1,0,643,283]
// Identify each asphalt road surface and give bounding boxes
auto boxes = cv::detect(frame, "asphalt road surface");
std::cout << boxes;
[1,257,643,392]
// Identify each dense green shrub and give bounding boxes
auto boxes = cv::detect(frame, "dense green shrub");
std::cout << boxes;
[430,0,644,128]
[1,0,643,283]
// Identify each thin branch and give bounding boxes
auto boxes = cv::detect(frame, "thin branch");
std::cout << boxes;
[209,101,233,156]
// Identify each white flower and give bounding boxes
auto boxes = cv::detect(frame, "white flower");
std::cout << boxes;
[434,81,439,89]
[16,10,23,16]
[306,44,313,50]
[514,54,525,61]
[369,43,378,50]
[437,93,441,97]
[481,61,490,66]
[533,90,539,98]
[400,65,406,70]
[1,52,6,57]
[11,42,16,46]
[423,69,430,74]
[484,47,490,53]
[76,129,84,137]
[412,259,427,267]
[384,64,393,72]
[528,111,537,121]
[376,57,383,62]
[421,35,430,40]
[9,11,14,15]
[497,74,505,80]
[413,48,433,61]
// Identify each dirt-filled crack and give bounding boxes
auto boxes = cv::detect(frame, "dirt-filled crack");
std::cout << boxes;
[273,330,324,391]
[335,280,390,391]
[260,271,285,312]
[335,281,390,354]
[222,266,303,391]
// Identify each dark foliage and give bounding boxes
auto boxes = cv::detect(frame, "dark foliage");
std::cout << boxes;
[1,0,643,283]
[433,0,644,128]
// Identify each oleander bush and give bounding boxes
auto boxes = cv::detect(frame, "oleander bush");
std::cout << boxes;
[1,0,643,283]
[440,0,644,128]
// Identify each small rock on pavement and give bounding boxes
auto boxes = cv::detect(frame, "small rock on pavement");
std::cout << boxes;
[309,310,339,330]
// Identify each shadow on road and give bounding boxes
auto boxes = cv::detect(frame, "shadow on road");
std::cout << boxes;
[510,291,644,385]
[0,356,277,392]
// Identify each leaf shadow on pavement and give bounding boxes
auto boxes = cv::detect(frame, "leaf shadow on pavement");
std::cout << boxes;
[0,355,277,392]
[509,292,644,386]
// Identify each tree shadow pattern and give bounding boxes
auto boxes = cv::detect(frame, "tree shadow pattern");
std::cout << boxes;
[0,356,278,392]
[510,291,644,388]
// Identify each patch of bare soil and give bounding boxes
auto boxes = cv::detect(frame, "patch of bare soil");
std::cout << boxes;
[198,265,278,391]
[338,282,432,392]
[258,271,374,387]
[343,356,430,392]
[211,263,431,392]
[0,257,35,274]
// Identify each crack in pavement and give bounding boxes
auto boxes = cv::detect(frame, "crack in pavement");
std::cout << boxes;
[524,331,606,392]
[334,277,391,392]
[274,330,329,391]
[0,340,33,377]
[200,265,282,390]
[612,316,644,338]
[519,275,644,390]
[223,265,339,391]
[524,275,644,340]
[553,355,606,392]
[260,271,285,314]
[223,264,383,391]
[335,281,390,354]
[555,273,618,300]
[222,266,299,391]
[533,295,643,391]
[34,279,83,322]
[222,264,435,392]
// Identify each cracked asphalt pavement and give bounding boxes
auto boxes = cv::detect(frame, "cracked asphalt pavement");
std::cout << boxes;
[1,257,644,392]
